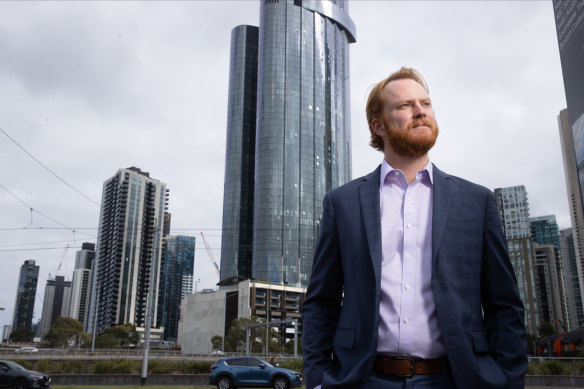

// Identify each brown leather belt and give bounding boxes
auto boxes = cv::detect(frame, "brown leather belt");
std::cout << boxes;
[373,355,449,377]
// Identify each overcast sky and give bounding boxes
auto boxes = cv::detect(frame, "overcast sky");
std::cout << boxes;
[0,1,567,333]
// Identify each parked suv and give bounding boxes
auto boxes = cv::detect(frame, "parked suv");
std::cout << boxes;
[0,360,50,389]
[209,357,302,389]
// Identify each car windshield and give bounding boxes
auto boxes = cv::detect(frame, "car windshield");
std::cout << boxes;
[4,361,25,370]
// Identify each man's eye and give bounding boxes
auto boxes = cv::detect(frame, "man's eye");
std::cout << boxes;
[399,103,410,108]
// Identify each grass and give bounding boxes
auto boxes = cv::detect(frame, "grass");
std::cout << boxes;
[53,387,306,389]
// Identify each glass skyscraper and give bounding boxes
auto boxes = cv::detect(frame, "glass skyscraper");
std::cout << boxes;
[157,235,195,340]
[221,0,356,288]
[12,259,39,331]
[221,25,259,282]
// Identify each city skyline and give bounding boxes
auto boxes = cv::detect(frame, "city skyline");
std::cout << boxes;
[0,1,568,330]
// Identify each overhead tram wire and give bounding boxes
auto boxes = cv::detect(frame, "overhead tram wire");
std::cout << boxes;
[0,127,100,206]
[0,183,96,239]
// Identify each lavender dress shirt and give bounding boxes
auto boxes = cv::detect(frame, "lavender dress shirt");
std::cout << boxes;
[377,159,446,358]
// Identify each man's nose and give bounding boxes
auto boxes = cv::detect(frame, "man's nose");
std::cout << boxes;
[412,102,428,118]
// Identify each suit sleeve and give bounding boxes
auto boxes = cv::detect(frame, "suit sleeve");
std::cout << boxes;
[481,191,528,388]
[302,193,345,389]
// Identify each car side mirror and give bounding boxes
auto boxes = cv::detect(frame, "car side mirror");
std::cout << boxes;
[259,364,266,369]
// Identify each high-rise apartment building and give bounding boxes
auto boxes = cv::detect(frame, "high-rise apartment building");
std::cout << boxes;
[39,275,72,337]
[87,167,168,335]
[12,259,39,331]
[157,235,195,341]
[530,215,570,330]
[494,186,540,334]
[68,243,95,327]
[531,215,561,249]
[534,244,570,330]
[558,108,584,327]
[221,0,356,288]
[559,228,583,329]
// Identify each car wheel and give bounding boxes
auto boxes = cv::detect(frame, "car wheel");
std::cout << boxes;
[12,379,28,389]
[216,375,233,389]
[273,376,289,389]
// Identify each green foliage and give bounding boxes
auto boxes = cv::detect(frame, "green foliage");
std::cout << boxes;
[45,317,88,348]
[538,321,558,337]
[211,335,222,351]
[225,316,266,353]
[95,324,139,348]
[284,337,302,355]
[93,360,140,374]
[9,327,35,342]
[147,360,212,374]
[94,333,118,349]
[540,360,569,375]
[279,358,303,373]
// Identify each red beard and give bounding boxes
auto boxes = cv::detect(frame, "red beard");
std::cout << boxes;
[382,116,439,158]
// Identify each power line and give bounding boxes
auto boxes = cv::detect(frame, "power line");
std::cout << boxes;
[0,126,100,206]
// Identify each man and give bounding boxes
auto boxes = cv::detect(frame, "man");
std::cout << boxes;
[302,67,527,389]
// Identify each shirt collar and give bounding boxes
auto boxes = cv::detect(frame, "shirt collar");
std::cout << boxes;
[380,158,434,189]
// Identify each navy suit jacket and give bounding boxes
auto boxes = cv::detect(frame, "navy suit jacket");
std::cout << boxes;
[302,165,527,389]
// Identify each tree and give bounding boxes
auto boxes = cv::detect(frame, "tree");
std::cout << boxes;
[539,321,558,337]
[211,335,223,351]
[225,316,266,353]
[95,323,139,348]
[284,336,302,355]
[44,316,88,348]
[9,327,34,343]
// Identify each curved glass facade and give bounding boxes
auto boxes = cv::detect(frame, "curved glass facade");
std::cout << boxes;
[221,25,259,280]
[253,0,354,287]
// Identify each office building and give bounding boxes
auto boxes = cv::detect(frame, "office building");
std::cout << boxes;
[87,167,168,336]
[558,108,584,327]
[182,274,194,298]
[38,275,72,337]
[221,1,356,288]
[534,244,570,330]
[494,186,540,334]
[12,260,39,331]
[2,325,12,343]
[157,235,195,341]
[68,243,95,327]
[177,279,304,354]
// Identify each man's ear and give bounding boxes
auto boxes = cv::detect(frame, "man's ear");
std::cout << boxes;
[371,117,385,137]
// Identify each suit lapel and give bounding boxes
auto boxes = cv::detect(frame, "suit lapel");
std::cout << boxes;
[358,166,383,287]
[431,164,452,263]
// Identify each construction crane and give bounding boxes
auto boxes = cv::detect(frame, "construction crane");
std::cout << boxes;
[200,232,220,276]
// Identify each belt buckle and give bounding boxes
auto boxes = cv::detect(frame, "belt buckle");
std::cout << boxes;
[393,356,415,378]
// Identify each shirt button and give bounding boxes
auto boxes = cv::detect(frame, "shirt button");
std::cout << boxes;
[405,254,412,259]
[405,284,410,290]
[404,318,409,324]
[407,224,412,229]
